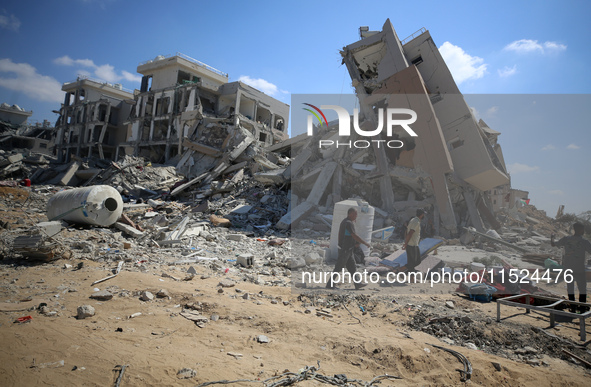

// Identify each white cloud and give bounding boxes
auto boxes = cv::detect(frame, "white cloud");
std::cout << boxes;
[53,56,96,68]
[504,39,567,54]
[0,12,20,31]
[0,58,63,102]
[486,106,498,116]
[567,143,580,150]
[507,162,539,174]
[469,106,480,120]
[94,64,119,83]
[238,75,287,96]
[498,65,517,78]
[541,144,555,151]
[121,70,141,83]
[438,42,487,84]
[54,55,140,84]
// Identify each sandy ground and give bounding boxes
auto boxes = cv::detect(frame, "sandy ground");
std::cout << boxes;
[1,186,590,386]
[0,256,590,387]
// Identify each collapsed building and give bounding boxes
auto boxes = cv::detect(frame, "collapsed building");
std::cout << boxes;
[273,20,522,239]
[0,103,54,155]
[53,53,290,182]
[54,77,134,162]
[6,23,529,244]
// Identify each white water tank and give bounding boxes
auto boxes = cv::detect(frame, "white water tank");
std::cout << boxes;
[328,199,374,262]
[47,185,123,227]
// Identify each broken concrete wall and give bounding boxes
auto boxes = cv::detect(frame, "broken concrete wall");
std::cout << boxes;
[55,78,133,163]
[401,29,510,191]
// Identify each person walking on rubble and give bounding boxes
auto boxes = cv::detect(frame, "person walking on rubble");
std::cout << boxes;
[326,208,370,290]
[551,222,591,312]
[402,209,426,272]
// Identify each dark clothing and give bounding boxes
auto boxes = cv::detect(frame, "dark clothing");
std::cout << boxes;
[555,235,591,302]
[327,217,359,288]
[338,218,356,250]
[406,245,421,272]
[326,245,357,288]
[554,235,591,271]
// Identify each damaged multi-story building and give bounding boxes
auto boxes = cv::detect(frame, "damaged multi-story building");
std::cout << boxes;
[119,53,289,178]
[0,103,54,155]
[54,77,134,162]
[53,53,290,181]
[281,20,517,238]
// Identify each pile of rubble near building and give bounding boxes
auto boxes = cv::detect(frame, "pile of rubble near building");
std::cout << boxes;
[0,20,586,274]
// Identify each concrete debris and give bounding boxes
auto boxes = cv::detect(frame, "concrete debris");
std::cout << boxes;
[177,368,197,379]
[76,305,95,319]
[90,290,113,301]
[140,291,154,301]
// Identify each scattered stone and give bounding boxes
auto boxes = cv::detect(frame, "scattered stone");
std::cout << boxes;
[464,342,478,350]
[90,290,113,301]
[77,305,95,319]
[140,291,154,301]
[227,352,243,359]
[288,257,306,269]
[218,279,235,288]
[156,289,169,298]
[226,234,244,241]
[257,335,270,343]
[445,301,455,309]
[492,362,502,372]
[187,266,198,275]
[515,347,537,355]
[211,314,219,321]
[177,368,197,379]
[441,337,455,345]
[304,252,322,265]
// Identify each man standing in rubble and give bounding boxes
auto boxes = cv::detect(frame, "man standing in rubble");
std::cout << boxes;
[402,209,426,272]
[326,208,370,290]
[551,222,591,311]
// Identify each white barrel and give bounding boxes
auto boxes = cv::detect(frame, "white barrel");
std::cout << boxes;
[47,185,123,227]
[329,199,374,262]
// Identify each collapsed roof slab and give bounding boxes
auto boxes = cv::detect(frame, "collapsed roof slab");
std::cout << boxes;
[343,19,409,84]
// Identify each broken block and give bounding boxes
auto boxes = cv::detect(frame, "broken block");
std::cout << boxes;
[304,252,323,265]
[58,161,81,186]
[226,234,244,242]
[276,201,315,230]
[253,169,286,185]
[237,253,254,267]
[113,222,144,238]
[230,205,253,214]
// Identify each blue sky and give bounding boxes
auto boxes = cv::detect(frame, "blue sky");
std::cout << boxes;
[0,0,589,216]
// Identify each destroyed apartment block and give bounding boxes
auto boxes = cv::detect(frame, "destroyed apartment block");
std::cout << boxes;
[51,53,289,191]
[120,53,289,175]
[0,103,54,180]
[54,77,134,163]
[273,20,514,238]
